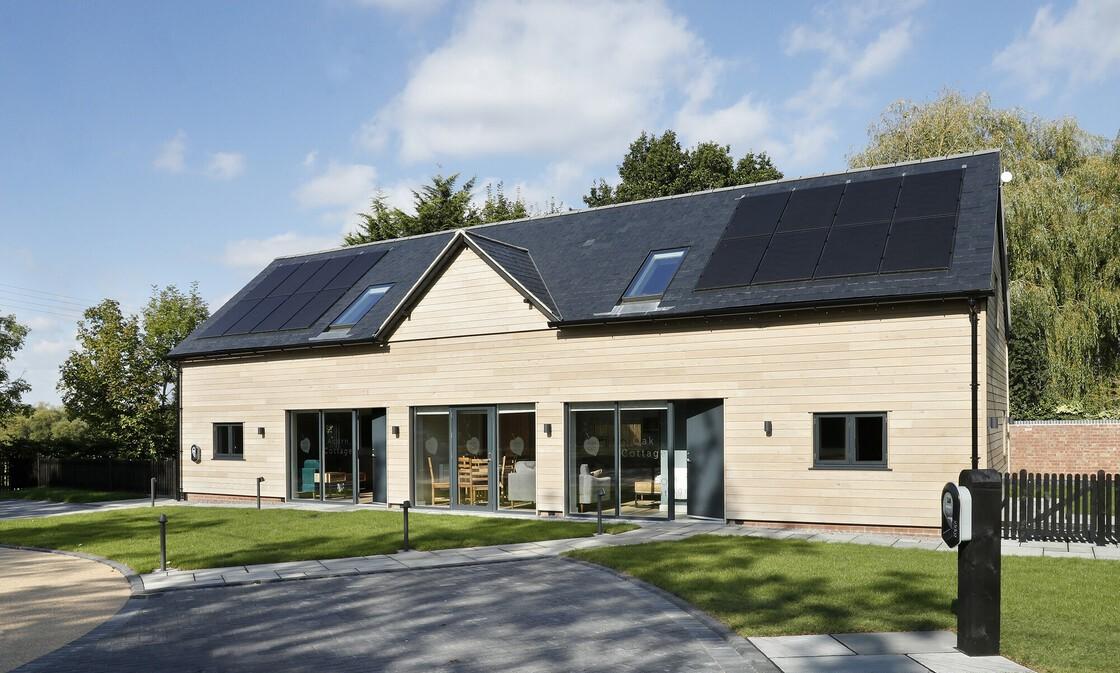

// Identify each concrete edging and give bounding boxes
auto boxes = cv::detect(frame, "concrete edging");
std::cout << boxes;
[0,542,144,593]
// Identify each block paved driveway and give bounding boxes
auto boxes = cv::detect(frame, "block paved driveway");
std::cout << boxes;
[16,557,776,673]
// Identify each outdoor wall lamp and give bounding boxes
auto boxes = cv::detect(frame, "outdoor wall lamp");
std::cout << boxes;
[543,423,552,437]
[392,425,400,438]
[764,421,773,437]
[257,427,265,437]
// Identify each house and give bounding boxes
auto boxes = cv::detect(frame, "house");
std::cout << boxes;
[168,150,1009,533]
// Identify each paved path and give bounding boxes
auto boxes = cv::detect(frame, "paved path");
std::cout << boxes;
[0,498,165,520]
[750,632,1034,673]
[16,557,778,673]
[0,548,131,673]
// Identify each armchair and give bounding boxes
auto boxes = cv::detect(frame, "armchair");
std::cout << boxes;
[506,460,536,505]
[577,463,612,511]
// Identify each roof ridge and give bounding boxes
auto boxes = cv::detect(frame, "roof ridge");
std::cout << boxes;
[276,149,1001,261]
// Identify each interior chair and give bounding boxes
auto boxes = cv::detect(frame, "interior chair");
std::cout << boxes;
[506,460,536,507]
[427,456,450,505]
[578,463,612,512]
[300,459,320,496]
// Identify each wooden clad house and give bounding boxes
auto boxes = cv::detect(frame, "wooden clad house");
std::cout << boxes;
[169,150,1010,532]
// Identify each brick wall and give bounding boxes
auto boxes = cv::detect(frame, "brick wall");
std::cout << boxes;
[1010,421,1120,473]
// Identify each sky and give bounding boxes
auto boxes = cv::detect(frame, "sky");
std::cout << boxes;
[1,0,1119,405]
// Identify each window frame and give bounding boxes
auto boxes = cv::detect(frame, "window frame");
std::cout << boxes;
[329,283,393,329]
[213,422,245,461]
[812,412,888,469]
[620,248,688,302]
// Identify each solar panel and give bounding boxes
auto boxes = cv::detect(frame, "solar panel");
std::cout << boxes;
[723,193,790,238]
[251,292,316,332]
[298,256,352,294]
[880,215,957,272]
[224,296,288,335]
[834,178,900,226]
[281,288,349,330]
[776,185,845,232]
[895,170,962,220]
[814,222,891,278]
[268,259,326,297]
[694,235,770,290]
[752,228,829,283]
[325,250,387,290]
[243,264,299,300]
[199,299,261,337]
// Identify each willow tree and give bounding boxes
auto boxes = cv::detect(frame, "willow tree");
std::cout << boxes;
[850,91,1120,418]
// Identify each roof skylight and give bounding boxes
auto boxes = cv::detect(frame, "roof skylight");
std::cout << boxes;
[330,284,392,327]
[621,248,687,301]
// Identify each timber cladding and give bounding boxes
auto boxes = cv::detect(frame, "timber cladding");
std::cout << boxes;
[1010,422,1120,474]
[179,247,1004,529]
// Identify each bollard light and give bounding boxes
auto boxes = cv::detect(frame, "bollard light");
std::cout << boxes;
[158,514,168,572]
[400,500,412,551]
[256,476,265,510]
[150,477,157,507]
[596,489,606,536]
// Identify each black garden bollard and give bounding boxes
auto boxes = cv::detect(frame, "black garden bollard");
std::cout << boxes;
[596,489,605,535]
[256,476,265,510]
[401,500,411,551]
[150,477,157,507]
[158,513,168,572]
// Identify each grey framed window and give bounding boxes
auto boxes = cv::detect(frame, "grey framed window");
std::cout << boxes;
[813,413,886,468]
[621,248,687,301]
[214,423,244,460]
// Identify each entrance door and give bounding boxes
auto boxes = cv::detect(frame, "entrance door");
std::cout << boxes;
[322,411,356,501]
[452,407,494,509]
[683,400,724,519]
[290,409,361,503]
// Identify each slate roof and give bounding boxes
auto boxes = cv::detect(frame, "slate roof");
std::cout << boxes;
[169,150,1005,360]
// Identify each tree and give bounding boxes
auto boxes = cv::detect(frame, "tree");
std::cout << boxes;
[0,404,87,447]
[850,91,1120,418]
[0,315,31,423]
[344,175,542,246]
[58,285,209,458]
[583,130,782,207]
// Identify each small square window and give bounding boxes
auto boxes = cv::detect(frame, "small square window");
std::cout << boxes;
[330,284,392,328]
[214,423,244,460]
[813,413,887,468]
[621,248,687,301]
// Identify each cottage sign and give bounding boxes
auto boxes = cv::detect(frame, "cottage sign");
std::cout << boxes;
[941,482,973,547]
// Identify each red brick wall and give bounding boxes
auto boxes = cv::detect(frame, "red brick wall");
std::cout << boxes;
[1010,422,1120,474]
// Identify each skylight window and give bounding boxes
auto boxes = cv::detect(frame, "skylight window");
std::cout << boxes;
[622,248,687,300]
[330,284,392,327]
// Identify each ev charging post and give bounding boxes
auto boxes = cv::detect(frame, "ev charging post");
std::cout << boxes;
[943,469,1002,656]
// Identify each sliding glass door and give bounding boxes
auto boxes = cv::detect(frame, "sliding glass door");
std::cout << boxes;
[290,409,375,504]
[322,411,355,501]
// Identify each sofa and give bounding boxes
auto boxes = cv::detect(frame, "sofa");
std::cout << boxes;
[506,460,536,503]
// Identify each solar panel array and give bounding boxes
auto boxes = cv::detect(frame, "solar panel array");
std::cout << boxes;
[696,169,963,290]
[200,249,388,337]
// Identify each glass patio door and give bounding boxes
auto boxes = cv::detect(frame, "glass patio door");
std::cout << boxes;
[290,409,358,503]
[322,411,356,501]
[452,408,494,509]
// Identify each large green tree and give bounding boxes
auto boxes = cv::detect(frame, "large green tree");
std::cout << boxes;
[0,403,87,447]
[850,91,1120,418]
[0,314,31,422]
[58,285,209,458]
[344,176,542,246]
[584,130,782,207]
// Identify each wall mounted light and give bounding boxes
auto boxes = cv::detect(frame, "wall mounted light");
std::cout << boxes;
[392,425,400,438]
[543,423,552,437]
[988,416,1002,429]
[257,427,266,437]
[763,421,773,437]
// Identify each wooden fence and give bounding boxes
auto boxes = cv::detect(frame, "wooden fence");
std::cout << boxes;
[1002,470,1119,546]
[0,456,177,497]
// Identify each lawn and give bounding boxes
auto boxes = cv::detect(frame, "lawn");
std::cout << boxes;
[569,535,1119,673]
[0,486,146,503]
[0,506,635,573]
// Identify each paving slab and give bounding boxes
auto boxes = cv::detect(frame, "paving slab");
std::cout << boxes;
[770,654,928,673]
[749,635,852,658]
[911,652,1035,673]
[1042,549,1093,559]
[1000,545,1043,557]
[832,630,957,655]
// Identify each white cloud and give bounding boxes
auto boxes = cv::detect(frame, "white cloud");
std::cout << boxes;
[348,0,445,13]
[675,94,774,157]
[362,0,711,163]
[205,152,246,180]
[153,130,187,173]
[295,162,379,209]
[303,150,318,168]
[222,232,343,270]
[994,0,1120,98]
[30,338,73,355]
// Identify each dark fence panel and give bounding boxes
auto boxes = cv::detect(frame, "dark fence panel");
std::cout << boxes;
[1002,469,1119,546]
[1,456,177,497]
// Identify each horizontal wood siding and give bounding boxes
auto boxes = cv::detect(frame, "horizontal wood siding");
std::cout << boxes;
[179,243,998,527]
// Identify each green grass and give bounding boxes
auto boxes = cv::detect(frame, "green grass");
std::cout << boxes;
[569,535,1119,673]
[0,486,146,503]
[0,506,636,573]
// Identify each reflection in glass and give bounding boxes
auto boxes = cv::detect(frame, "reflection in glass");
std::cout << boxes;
[499,411,535,510]
[292,412,321,500]
[570,409,616,513]
[322,411,354,500]
[414,412,450,506]
[620,408,667,517]
[455,410,490,507]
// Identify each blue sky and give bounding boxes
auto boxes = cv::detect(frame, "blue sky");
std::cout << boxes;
[2,0,1118,404]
